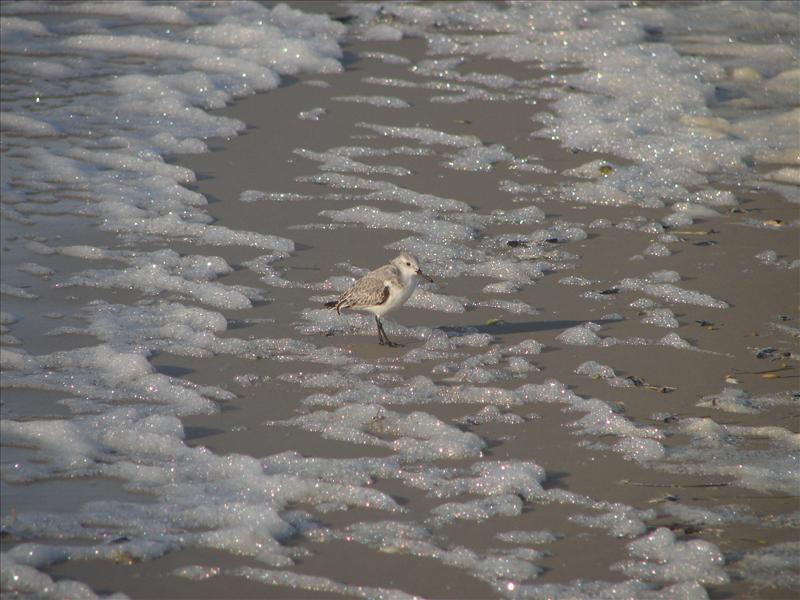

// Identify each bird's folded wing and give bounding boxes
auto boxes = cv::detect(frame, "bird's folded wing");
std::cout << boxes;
[339,276,390,308]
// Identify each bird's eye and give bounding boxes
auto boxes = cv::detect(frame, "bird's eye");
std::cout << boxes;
[406,262,411,266]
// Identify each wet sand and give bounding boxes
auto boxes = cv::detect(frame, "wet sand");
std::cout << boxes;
[2,2,798,598]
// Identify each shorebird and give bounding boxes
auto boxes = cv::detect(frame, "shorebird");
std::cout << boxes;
[325,252,433,346]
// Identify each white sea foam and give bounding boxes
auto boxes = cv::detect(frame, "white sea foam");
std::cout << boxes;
[697,388,797,415]
[43,246,261,310]
[575,361,635,389]
[295,148,411,177]
[16,262,55,278]
[446,144,513,171]
[356,122,481,148]
[661,418,800,494]
[571,505,655,539]
[1,3,338,273]
[300,173,469,211]
[70,300,356,366]
[2,1,796,597]
[556,323,606,346]
[496,530,562,545]
[231,565,413,599]
[333,95,410,108]
[455,406,527,426]
[1,345,227,419]
[0,284,38,300]
[1,553,129,600]
[512,579,709,599]
[427,494,523,527]
[362,76,420,88]
[272,404,486,461]
[727,542,800,591]
[559,275,593,286]
[362,51,411,65]
[613,528,728,585]
[616,272,729,308]
[643,242,672,257]
[641,308,680,329]
[755,249,800,269]
[321,206,476,241]
[298,107,327,120]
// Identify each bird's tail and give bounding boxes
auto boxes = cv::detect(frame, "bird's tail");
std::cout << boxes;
[324,300,343,315]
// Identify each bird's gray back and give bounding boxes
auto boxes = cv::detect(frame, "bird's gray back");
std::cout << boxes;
[336,264,399,309]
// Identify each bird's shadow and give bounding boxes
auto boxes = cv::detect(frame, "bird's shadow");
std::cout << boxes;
[438,318,619,337]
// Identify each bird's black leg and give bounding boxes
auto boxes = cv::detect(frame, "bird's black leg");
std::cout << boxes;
[375,315,386,345]
[376,316,402,347]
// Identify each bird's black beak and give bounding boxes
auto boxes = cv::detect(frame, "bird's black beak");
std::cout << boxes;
[417,269,433,283]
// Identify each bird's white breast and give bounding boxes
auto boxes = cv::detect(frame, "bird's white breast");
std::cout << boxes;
[374,273,418,316]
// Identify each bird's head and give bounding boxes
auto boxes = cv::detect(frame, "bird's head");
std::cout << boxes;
[392,252,433,282]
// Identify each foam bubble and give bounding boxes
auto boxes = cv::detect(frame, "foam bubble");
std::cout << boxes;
[496,530,562,545]
[614,528,728,585]
[356,122,481,148]
[641,309,680,329]
[446,144,513,171]
[333,95,410,108]
[295,149,411,177]
[617,273,729,308]
[571,505,655,539]
[697,388,798,415]
[1,553,129,600]
[302,173,469,211]
[0,284,38,300]
[727,542,800,590]
[298,107,327,120]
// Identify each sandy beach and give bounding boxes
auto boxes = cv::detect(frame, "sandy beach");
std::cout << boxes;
[2,1,798,599]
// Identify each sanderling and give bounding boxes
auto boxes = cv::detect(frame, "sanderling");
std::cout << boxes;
[325,252,433,347]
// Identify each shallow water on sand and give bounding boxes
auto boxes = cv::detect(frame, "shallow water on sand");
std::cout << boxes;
[2,2,798,598]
